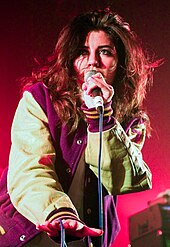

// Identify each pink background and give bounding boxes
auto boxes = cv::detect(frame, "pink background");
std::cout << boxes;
[0,1,169,246]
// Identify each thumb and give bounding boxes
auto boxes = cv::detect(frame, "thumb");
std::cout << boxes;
[84,225,104,237]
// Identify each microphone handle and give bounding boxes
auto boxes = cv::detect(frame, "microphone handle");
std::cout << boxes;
[84,70,104,113]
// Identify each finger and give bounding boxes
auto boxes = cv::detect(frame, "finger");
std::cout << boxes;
[85,73,107,93]
[102,84,114,102]
[82,82,87,91]
[36,221,60,236]
[62,220,103,238]
[84,226,104,237]
[36,223,53,233]
[61,220,86,237]
[90,74,114,102]
[69,225,103,239]
[62,219,79,230]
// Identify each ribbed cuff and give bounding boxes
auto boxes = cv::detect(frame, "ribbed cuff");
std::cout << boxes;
[81,101,115,132]
[46,207,80,222]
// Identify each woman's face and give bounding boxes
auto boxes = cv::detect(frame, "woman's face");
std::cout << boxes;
[74,30,118,86]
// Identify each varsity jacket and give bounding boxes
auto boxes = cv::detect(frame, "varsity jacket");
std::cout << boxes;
[0,82,151,246]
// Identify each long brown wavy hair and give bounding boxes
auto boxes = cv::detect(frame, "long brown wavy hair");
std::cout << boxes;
[21,9,160,133]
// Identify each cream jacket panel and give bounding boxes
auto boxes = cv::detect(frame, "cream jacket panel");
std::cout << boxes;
[7,91,79,225]
[85,119,151,195]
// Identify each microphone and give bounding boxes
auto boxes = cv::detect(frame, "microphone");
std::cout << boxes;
[84,70,104,113]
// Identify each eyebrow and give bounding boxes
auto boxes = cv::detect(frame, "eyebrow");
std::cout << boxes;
[98,45,115,50]
[80,45,115,50]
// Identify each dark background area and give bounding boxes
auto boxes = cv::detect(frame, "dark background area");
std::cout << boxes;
[0,1,169,246]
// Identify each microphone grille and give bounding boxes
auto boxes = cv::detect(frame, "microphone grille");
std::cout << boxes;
[84,70,97,82]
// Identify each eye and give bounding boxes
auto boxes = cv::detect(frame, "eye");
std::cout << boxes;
[99,49,113,56]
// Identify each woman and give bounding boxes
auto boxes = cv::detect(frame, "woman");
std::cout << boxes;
[1,8,156,247]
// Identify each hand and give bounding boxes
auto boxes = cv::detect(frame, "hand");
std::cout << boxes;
[36,219,103,239]
[82,72,114,103]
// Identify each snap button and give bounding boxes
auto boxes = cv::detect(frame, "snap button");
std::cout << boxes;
[77,139,82,145]
[87,208,92,214]
[20,235,26,241]
[66,168,71,173]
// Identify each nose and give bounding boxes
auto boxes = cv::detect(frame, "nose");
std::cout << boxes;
[87,52,99,68]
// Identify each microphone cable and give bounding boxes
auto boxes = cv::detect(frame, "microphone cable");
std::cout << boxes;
[59,105,104,247]
[59,219,67,247]
[97,106,104,247]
